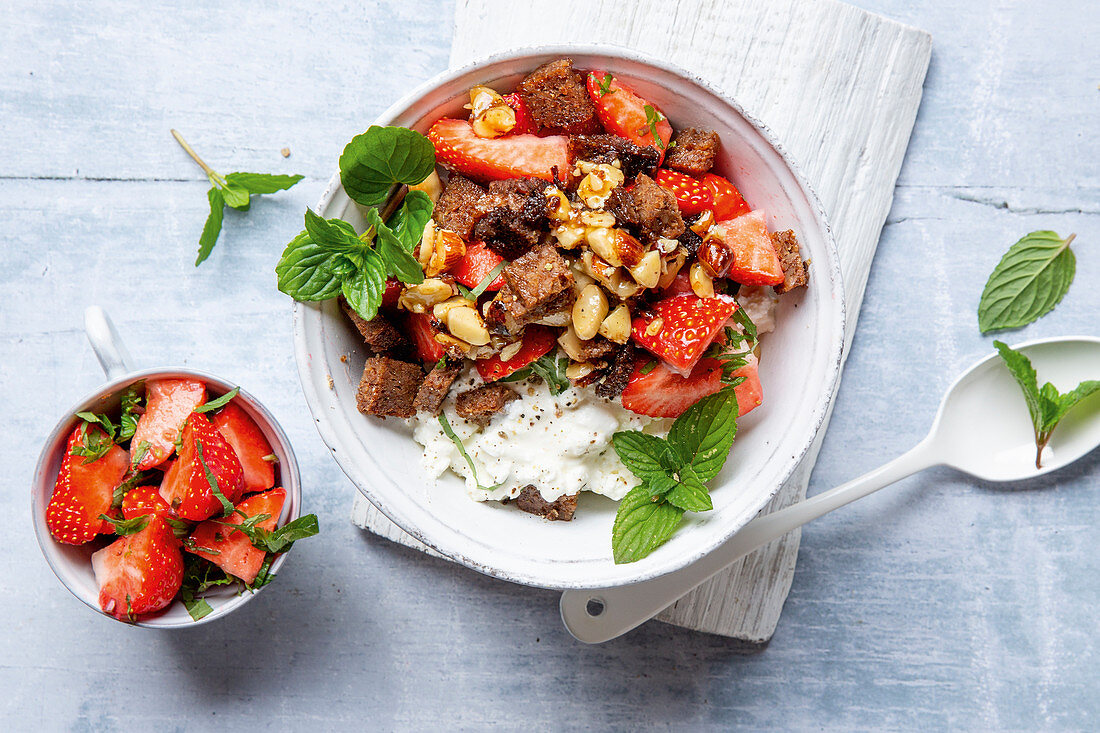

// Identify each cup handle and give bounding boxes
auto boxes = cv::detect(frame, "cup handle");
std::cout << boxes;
[84,306,134,380]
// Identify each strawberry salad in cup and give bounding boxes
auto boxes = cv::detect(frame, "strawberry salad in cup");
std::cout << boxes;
[277,58,807,559]
[44,379,317,621]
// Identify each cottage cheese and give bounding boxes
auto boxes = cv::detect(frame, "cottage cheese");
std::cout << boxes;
[412,373,666,503]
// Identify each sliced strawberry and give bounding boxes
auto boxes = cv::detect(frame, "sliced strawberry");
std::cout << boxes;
[631,294,738,374]
[501,93,536,135]
[382,279,402,309]
[730,353,763,418]
[703,173,751,220]
[428,118,569,182]
[91,515,184,620]
[661,269,694,298]
[212,400,275,494]
[121,485,175,520]
[405,312,445,363]
[654,169,712,215]
[621,358,724,418]
[476,326,557,381]
[450,240,505,291]
[159,412,245,521]
[131,378,206,470]
[714,211,784,286]
[586,71,673,159]
[186,488,286,584]
[46,424,129,544]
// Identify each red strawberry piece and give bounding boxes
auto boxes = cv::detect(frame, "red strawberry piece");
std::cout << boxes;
[703,173,751,220]
[501,93,536,135]
[91,515,184,620]
[121,485,175,520]
[405,311,445,363]
[631,294,738,375]
[46,425,129,544]
[159,412,245,521]
[714,211,784,286]
[475,326,557,381]
[131,378,207,470]
[427,118,569,182]
[621,358,724,418]
[212,400,275,494]
[450,240,505,292]
[186,488,286,585]
[382,278,402,309]
[586,71,673,160]
[654,169,712,215]
[730,353,763,418]
[661,269,694,298]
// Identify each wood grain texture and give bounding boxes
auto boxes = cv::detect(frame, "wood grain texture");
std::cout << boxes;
[354,0,931,644]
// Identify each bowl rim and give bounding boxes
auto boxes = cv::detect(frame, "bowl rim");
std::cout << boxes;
[32,366,303,628]
[294,43,846,589]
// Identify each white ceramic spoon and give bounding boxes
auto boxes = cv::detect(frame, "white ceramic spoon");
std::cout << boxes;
[561,336,1100,644]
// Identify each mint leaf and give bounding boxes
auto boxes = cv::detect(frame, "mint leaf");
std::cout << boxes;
[76,411,118,441]
[388,190,434,251]
[71,422,115,464]
[1046,381,1100,430]
[194,386,239,414]
[339,126,436,207]
[303,208,362,254]
[438,413,502,492]
[98,513,151,536]
[182,597,214,621]
[195,440,234,516]
[612,485,684,564]
[276,231,344,301]
[118,383,143,442]
[196,188,225,266]
[667,386,739,482]
[264,514,320,553]
[643,104,667,150]
[221,182,251,210]
[225,172,304,195]
[469,260,507,299]
[993,340,1043,433]
[612,431,678,486]
[978,231,1077,333]
[595,72,615,96]
[367,208,425,285]
[341,250,387,321]
[529,354,571,396]
[663,465,713,512]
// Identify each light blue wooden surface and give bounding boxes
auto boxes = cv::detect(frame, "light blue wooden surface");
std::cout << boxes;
[2,0,1097,729]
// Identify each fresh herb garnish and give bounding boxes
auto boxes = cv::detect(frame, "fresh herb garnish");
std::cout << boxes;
[595,73,615,97]
[171,130,303,266]
[978,231,1077,333]
[993,340,1100,467]
[194,386,239,414]
[338,126,437,207]
[707,310,759,384]
[97,513,151,536]
[499,353,571,395]
[468,260,507,299]
[178,555,237,621]
[130,440,152,470]
[117,383,143,442]
[611,386,740,563]
[643,104,667,150]
[195,440,234,516]
[639,360,657,376]
[438,413,502,491]
[213,513,320,554]
[70,418,116,464]
[110,467,155,509]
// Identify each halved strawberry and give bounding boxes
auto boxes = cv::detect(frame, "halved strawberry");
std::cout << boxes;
[654,169,712,215]
[476,326,557,381]
[428,118,569,182]
[586,71,673,159]
[212,400,275,494]
[46,424,129,544]
[186,488,286,585]
[621,358,724,418]
[631,294,738,374]
[730,353,763,417]
[714,211,784,286]
[450,240,505,292]
[121,485,175,520]
[703,173,751,220]
[91,515,184,620]
[159,412,245,521]
[405,312,445,363]
[501,93,536,135]
[131,378,206,470]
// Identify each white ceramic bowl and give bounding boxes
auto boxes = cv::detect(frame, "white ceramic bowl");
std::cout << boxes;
[32,308,302,627]
[295,46,845,590]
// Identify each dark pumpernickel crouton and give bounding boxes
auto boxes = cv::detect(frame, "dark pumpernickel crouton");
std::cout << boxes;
[506,485,577,521]
[412,362,462,416]
[606,173,685,242]
[595,343,635,399]
[455,383,518,426]
[664,128,720,176]
[356,357,424,418]
[340,297,406,353]
[516,59,599,134]
[771,230,809,293]
[569,335,616,363]
[432,175,487,241]
[472,178,551,259]
[502,241,575,311]
[568,134,661,180]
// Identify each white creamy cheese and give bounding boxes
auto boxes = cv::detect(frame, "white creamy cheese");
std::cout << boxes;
[736,285,778,335]
[412,372,665,503]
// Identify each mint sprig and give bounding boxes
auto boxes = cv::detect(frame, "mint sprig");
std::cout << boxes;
[978,231,1077,333]
[993,340,1100,467]
[171,130,303,266]
[194,386,239,414]
[610,386,740,563]
[70,417,116,464]
[338,126,436,207]
[117,383,143,442]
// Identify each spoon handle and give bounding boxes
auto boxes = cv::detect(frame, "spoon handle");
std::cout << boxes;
[560,438,940,644]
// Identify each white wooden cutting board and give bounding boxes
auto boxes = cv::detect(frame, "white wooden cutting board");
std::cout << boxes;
[353,0,931,647]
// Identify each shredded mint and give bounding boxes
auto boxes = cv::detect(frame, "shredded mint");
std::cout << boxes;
[70,419,115,464]
[595,72,615,97]
[468,260,507,299]
[117,383,143,442]
[643,104,667,150]
[438,413,502,492]
[98,513,151,536]
[195,440,234,516]
[194,386,239,414]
